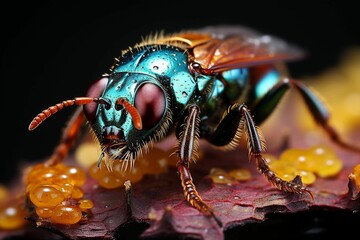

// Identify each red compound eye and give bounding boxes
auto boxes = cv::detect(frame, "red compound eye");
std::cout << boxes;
[134,83,165,130]
[83,77,109,123]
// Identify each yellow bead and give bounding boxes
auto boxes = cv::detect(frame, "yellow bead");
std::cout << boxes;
[75,142,101,167]
[263,153,277,164]
[29,185,65,208]
[280,148,317,172]
[280,172,296,182]
[279,149,307,163]
[78,199,94,210]
[210,174,233,185]
[209,168,233,184]
[295,170,317,185]
[0,205,27,230]
[228,168,252,181]
[269,160,296,176]
[315,157,343,178]
[308,145,343,177]
[50,205,82,225]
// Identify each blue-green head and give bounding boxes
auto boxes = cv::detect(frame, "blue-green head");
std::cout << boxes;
[82,45,197,163]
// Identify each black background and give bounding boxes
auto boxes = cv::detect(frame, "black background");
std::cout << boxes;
[1,1,359,184]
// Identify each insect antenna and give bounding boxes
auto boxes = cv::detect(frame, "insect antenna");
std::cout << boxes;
[28,97,111,131]
[116,98,143,130]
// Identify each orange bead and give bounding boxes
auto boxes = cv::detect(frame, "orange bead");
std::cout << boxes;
[137,148,168,174]
[71,186,84,199]
[350,164,360,188]
[88,162,107,180]
[78,199,94,210]
[29,185,65,208]
[98,175,123,189]
[50,205,82,225]
[63,167,87,187]
[36,207,53,219]
[112,162,144,183]
[0,205,27,230]
[55,183,74,199]
[24,163,46,184]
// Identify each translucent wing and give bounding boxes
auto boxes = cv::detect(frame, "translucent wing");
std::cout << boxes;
[167,25,305,73]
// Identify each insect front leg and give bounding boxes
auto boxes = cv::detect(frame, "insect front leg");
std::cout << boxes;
[207,104,313,197]
[175,104,222,225]
[46,107,86,166]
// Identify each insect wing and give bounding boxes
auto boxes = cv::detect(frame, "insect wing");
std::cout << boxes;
[188,25,305,73]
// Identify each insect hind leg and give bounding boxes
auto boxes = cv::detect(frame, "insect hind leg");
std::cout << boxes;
[291,79,360,153]
[207,104,313,198]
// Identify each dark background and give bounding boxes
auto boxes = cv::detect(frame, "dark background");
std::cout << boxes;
[1,1,359,184]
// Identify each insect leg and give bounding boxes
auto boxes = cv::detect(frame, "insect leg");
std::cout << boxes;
[207,104,313,197]
[176,104,222,226]
[46,107,86,166]
[291,79,360,152]
[252,78,360,152]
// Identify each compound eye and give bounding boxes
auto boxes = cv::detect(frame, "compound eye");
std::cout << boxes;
[134,83,165,130]
[83,77,109,123]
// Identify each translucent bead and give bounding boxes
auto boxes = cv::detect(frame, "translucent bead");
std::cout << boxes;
[98,175,123,189]
[279,148,307,163]
[78,199,94,210]
[350,164,360,187]
[36,207,53,219]
[71,186,84,199]
[269,160,296,176]
[0,205,27,230]
[228,168,252,181]
[209,168,233,184]
[295,170,317,185]
[29,185,65,208]
[263,153,277,164]
[137,148,168,174]
[75,142,101,167]
[315,157,343,178]
[63,167,87,187]
[88,162,106,180]
[50,205,82,225]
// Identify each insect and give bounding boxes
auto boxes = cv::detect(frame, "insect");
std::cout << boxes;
[28,25,360,225]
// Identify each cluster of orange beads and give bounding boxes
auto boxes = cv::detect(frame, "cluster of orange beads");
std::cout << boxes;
[209,167,252,185]
[25,163,93,225]
[267,144,343,185]
[0,185,28,230]
[88,147,173,189]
